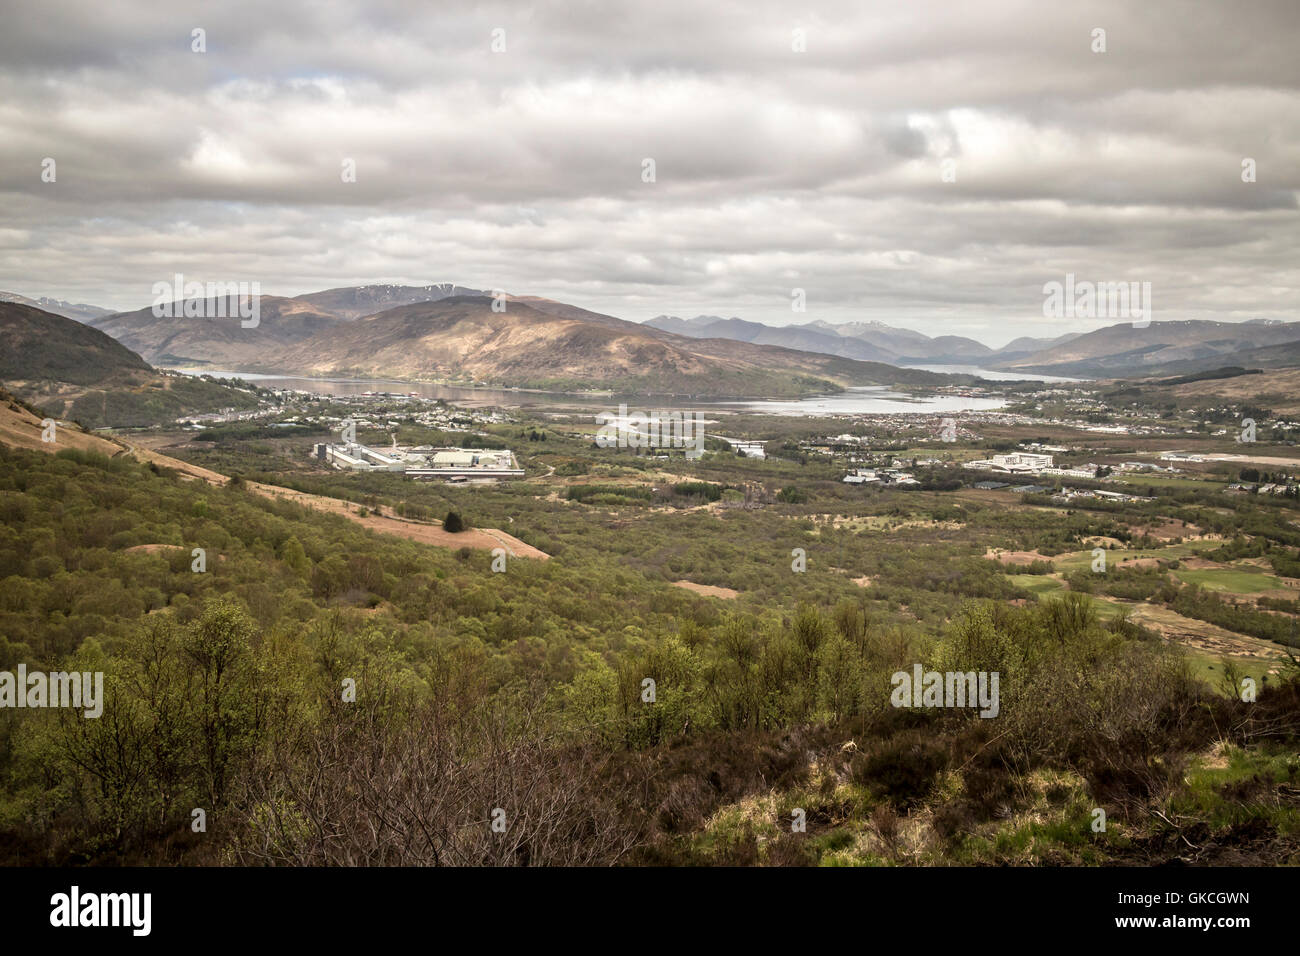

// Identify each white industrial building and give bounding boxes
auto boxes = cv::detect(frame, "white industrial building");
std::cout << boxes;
[313,442,523,480]
[963,453,1053,474]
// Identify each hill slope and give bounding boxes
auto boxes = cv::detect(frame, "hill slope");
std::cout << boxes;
[90,295,345,367]
[258,296,953,397]
[0,302,262,428]
[0,300,151,383]
[291,283,487,320]
[994,320,1300,376]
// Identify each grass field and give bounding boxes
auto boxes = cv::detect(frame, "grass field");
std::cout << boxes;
[1183,651,1284,694]
[1111,472,1230,491]
[1052,543,1203,572]
[1174,567,1286,594]
[1009,573,1064,595]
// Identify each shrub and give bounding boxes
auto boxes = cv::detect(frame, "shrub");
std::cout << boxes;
[851,732,948,809]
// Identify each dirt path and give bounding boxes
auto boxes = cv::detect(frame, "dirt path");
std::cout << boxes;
[245,481,549,559]
[1128,605,1287,661]
[985,548,1052,565]
[0,403,547,559]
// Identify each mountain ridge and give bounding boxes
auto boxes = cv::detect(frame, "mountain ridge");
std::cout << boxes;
[32,281,1300,388]
[0,291,114,323]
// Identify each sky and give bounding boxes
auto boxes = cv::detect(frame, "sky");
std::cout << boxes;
[1,0,1297,348]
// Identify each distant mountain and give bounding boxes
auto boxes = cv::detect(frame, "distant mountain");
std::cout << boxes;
[647,315,892,362]
[647,315,994,364]
[254,295,956,398]
[90,296,346,367]
[643,313,1300,378]
[731,317,901,362]
[646,315,769,341]
[1111,340,1300,379]
[292,283,487,320]
[0,301,261,428]
[924,335,994,363]
[0,291,113,322]
[993,320,1300,377]
[995,332,1084,360]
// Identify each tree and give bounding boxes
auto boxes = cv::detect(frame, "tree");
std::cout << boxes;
[182,598,261,806]
[443,511,465,533]
[278,535,309,574]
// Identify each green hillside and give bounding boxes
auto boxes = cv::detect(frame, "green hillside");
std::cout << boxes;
[0,302,262,428]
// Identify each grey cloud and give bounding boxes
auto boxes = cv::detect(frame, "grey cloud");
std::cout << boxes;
[0,0,1296,346]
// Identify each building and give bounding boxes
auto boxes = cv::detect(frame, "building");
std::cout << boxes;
[313,442,524,481]
[842,468,917,486]
[1041,465,1100,479]
[712,435,768,459]
[963,453,1053,474]
[843,469,881,484]
[314,442,406,471]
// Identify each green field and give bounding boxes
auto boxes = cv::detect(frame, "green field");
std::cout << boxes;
[1009,573,1065,595]
[1174,566,1286,594]
[1183,651,1284,693]
[1053,543,1203,572]
[1111,472,1229,491]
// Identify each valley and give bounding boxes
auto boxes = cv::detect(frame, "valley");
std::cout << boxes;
[0,293,1297,871]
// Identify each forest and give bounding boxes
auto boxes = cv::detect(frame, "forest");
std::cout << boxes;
[1,431,1297,866]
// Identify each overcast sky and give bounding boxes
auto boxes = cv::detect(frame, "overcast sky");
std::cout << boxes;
[1,0,1297,347]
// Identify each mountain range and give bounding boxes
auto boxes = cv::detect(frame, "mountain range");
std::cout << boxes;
[644,315,1083,365]
[79,289,959,398]
[0,291,113,323]
[7,282,1300,390]
[995,319,1300,377]
[645,313,1300,378]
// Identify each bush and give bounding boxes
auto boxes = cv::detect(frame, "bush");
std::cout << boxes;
[851,732,948,809]
[444,511,465,533]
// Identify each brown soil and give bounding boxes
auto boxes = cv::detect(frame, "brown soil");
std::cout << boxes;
[245,481,549,559]
[985,549,1052,566]
[673,581,739,599]
[1128,605,1287,660]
